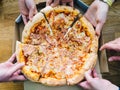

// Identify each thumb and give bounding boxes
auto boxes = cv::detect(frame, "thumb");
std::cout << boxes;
[100,43,120,51]
[95,22,104,36]
[68,1,73,7]
[51,0,60,7]
[109,56,120,62]
[85,70,93,83]
[29,9,34,21]
[29,7,37,21]
[9,75,26,81]
[79,81,91,90]
[46,0,53,6]
[9,63,24,75]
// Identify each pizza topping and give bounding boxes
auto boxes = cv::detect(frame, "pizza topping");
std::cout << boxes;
[22,45,35,56]
[65,65,74,75]
[54,13,68,23]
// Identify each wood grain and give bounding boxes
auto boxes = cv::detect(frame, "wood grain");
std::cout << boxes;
[0,0,120,90]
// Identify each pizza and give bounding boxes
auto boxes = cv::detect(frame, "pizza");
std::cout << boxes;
[16,6,98,86]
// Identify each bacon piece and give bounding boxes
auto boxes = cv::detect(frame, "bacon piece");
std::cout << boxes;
[23,45,36,57]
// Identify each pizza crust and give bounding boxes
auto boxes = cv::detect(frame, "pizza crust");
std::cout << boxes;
[81,17,98,52]
[22,12,49,44]
[40,6,53,15]
[67,69,85,85]
[16,41,41,82]
[66,53,97,85]
[53,6,79,15]
[22,66,40,82]
[16,41,25,63]
[41,6,79,16]
[39,78,66,86]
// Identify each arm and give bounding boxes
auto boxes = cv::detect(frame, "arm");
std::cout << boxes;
[0,53,26,82]
[79,70,119,90]
[46,0,73,7]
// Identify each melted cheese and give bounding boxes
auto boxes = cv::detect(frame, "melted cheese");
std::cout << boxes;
[65,65,74,75]
[54,13,68,23]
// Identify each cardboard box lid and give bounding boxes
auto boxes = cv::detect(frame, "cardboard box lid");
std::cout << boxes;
[24,81,82,90]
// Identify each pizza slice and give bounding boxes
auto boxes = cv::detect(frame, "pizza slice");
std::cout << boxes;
[16,40,67,85]
[16,41,48,82]
[22,12,52,45]
[40,6,80,40]
[64,16,98,85]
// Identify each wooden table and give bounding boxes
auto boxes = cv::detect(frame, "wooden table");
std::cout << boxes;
[0,0,120,90]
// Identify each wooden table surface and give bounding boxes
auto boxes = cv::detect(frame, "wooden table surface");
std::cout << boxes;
[0,0,120,90]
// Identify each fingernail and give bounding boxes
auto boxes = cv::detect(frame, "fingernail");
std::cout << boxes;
[108,58,112,61]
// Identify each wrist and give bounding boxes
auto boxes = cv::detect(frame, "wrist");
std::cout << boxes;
[98,0,109,10]
[99,0,115,6]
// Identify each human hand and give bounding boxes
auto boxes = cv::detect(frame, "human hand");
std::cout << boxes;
[18,0,37,24]
[79,70,118,90]
[46,0,73,7]
[84,0,109,36]
[100,38,120,61]
[0,53,26,82]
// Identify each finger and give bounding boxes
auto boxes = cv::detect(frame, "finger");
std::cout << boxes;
[13,70,21,76]
[29,6,37,21]
[46,0,53,6]
[79,81,91,90]
[84,70,93,83]
[22,14,28,25]
[92,69,99,78]
[62,2,66,6]
[108,56,120,61]
[8,53,16,63]
[51,0,60,7]
[68,1,73,7]
[95,22,104,36]
[9,63,24,75]
[9,75,26,81]
[84,12,97,27]
[35,8,38,14]
[100,43,120,51]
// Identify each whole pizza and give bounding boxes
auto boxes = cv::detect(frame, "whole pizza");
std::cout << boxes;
[16,6,98,86]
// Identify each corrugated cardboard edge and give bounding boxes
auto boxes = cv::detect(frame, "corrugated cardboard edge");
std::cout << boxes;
[99,34,109,73]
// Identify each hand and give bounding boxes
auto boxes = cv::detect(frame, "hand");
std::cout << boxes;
[100,38,120,61]
[46,0,73,7]
[84,0,109,36]
[18,0,37,24]
[79,70,118,90]
[0,53,26,82]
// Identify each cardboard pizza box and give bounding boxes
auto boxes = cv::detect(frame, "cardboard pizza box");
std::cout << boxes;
[13,0,106,90]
